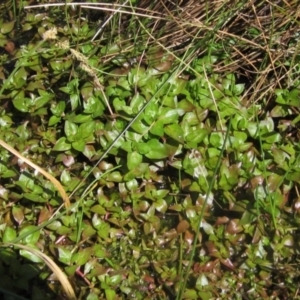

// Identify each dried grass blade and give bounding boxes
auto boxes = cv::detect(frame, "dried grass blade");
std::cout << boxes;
[0,139,70,208]
[1,243,76,300]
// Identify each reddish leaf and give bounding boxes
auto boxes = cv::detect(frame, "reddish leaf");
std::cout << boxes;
[12,206,24,225]
[38,207,52,225]
[177,219,190,234]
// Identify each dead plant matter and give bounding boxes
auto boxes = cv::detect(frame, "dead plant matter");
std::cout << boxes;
[132,0,299,66]
[94,0,299,103]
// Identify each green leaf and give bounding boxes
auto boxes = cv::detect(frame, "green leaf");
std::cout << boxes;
[150,120,164,136]
[65,120,78,137]
[276,88,300,106]
[146,139,168,159]
[186,129,208,144]
[83,96,104,117]
[267,173,282,193]
[113,98,126,112]
[136,142,150,154]
[233,83,245,96]
[127,151,143,170]
[73,114,93,123]
[198,291,213,300]
[0,164,17,178]
[286,172,300,183]
[48,115,61,126]
[105,289,116,300]
[53,137,72,151]
[261,132,281,144]
[94,244,107,258]
[124,163,148,181]
[12,97,30,112]
[79,121,95,139]
[292,114,300,126]
[154,199,168,213]
[50,60,65,72]
[1,21,15,34]
[126,178,138,190]
[56,226,72,235]
[199,91,213,108]
[182,289,198,299]
[158,108,181,124]
[19,226,40,244]
[144,101,158,124]
[3,226,17,242]
[178,99,195,112]
[19,248,43,263]
[34,91,53,109]
[130,93,145,113]
[83,145,96,159]
[117,76,131,90]
[60,169,71,185]
[12,206,24,225]
[72,139,86,152]
[271,147,289,169]
[210,132,224,148]
[106,171,123,182]
[60,86,71,94]
[24,193,47,202]
[90,205,106,215]
[71,247,93,266]
[65,265,77,276]
[97,223,110,239]
[131,118,149,134]
[13,67,27,89]
[70,94,80,111]
[58,247,72,265]
[87,292,99,300]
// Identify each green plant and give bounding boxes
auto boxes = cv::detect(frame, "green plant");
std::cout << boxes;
[0,0,300,299]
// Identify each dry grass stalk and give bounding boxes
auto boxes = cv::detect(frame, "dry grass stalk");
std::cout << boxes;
[25,1,300,107]
[1,243,76,300]
[69,48,114,115]
[0,139,71,209]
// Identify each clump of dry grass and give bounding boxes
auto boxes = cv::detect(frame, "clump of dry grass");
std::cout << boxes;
[24,0,300,119]
[25,1,300,97]
[84,0,300,104]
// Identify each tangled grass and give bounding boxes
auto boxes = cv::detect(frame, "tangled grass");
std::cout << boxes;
[0,0,299,299]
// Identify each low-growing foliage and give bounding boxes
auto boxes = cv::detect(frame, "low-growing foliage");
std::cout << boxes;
[0,0,300,299]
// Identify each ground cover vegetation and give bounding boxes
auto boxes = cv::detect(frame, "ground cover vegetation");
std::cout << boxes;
[0,0,300,299]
